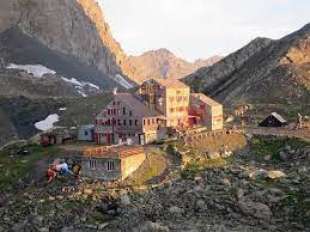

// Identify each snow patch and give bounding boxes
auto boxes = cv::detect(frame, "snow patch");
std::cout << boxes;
[59,107,67,111]
[61,77,100,97]
[115,74,134,89]
[35,114,59,131]
[6,63,100,97]
[6,63,56,78]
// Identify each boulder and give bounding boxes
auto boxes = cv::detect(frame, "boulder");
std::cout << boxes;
[207,152,221,160]
[267,171,286,180]
[238,199,272,220]
[120,194,131,206]
[135,221,170,232]
[221,151,233,158]
[169,206,184,215]
[248,169,268,180]
[83,188,93,196]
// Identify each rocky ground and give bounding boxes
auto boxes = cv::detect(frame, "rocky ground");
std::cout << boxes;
[0,136,310,232]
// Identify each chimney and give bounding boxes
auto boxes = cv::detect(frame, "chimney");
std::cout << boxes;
[113,87,118,95]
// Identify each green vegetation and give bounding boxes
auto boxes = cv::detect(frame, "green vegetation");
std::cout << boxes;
[59,94,112,127]
[126,149,168,186]
[0,144,60,191]
[251,136,310,161]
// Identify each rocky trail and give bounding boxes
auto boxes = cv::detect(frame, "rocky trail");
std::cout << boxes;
[0,136,310,232]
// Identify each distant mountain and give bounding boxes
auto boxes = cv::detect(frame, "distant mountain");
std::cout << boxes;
[184,24,310,106]
[127,48,222,83]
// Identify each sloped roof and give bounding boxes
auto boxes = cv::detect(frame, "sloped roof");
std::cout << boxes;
[271,112,287,123]
[191,93,222,107]
[154,78,189,89]
[79,124,94,130]
[83,146,145,159]
[115,93,161,117]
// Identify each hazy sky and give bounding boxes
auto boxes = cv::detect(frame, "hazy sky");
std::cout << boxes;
[101,0,309,61]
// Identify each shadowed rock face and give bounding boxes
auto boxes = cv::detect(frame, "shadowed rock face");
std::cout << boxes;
[10,0,127,78]
[0,1,20,33]
[184,24,310,105]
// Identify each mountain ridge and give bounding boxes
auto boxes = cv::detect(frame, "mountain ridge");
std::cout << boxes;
[184,23,310,105]
[127,48,222,83]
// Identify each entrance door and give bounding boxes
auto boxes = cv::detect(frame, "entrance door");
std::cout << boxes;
[139,134,145,145]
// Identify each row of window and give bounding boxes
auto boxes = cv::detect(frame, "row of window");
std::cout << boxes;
[143,118,160,126]
[98,119,139,127]
[169,96,188,103]
[170,106,188,113]
[89,159,116,171]
[107,107,133,116]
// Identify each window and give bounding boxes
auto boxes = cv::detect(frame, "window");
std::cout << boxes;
[84,131,89,136]
[170,108,174,113]
[129,111,133,116]
[123,107,126,115]
[147,119,151,125]
[135,120,138,126]
[108,109,111,115]
[118,119,121,126]
[107,160,115,171]
[123,120,127,126]
[152,118,155,124]
[129,120,133,126]
[89,159,97,169]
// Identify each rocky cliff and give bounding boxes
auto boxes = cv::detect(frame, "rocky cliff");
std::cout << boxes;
[0,0,134,85]
[184,24,310,105]
[127,48,221,83]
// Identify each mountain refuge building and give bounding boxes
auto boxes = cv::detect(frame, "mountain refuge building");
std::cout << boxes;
[82,146,146,181]
[95,79,223,145]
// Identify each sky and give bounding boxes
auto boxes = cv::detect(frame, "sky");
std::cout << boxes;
[101,0,309,61]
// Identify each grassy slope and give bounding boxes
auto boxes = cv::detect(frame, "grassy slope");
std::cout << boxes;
[0,144,61,191]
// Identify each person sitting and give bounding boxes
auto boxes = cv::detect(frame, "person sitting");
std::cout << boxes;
[47,165,57,184]
[55,162,72,176]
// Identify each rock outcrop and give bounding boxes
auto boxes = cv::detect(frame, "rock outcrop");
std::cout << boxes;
[0,0,134,85]
[184,23,310,105]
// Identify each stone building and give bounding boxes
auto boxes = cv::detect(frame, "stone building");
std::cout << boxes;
[189,93,224,130]
[139,79,190,128]
[81,146,146,181]
[95,78,223,145]
[95,92,164,145]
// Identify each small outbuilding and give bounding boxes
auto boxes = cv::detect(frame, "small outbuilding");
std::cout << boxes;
[81,146,146,181]
[259,112,288,127]
[78,125,95,142]
[40,127,73,146]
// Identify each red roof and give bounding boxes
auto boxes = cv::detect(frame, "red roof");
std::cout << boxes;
[83,146,145,159]
[191,93,222,107]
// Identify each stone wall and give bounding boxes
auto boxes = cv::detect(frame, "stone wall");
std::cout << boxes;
[81,158,121,181]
